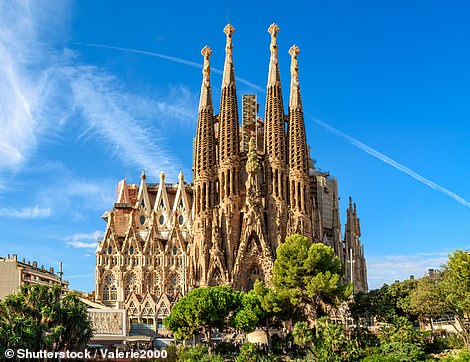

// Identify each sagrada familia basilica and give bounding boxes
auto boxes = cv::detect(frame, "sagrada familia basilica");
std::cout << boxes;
[94,24,368,332]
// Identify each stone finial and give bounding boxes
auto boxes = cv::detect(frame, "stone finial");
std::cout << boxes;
[288,45,302,108]
[201,46,212,80]
[268,23,280,54]
[289,45,300,78]
[178,170,184,181]
[160,171,165,181]
[141,170,146,180]
[224,24,235,55]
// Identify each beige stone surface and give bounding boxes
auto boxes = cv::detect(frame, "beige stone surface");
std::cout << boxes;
[95,24,368,333]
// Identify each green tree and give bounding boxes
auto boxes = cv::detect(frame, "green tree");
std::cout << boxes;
[165,285,241,345]
[386,279,419,322]
[440,250,470,349]
[350,281,420,326]
[234,281,291,352]
[378,316,427,361]
[408,273,447,330]
[272,234,352,325]
[0,284,92,355]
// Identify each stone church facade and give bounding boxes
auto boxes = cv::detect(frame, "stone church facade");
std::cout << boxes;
[94,24,367,334]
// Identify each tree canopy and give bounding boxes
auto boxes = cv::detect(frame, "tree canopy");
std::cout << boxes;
[165,285,241,344]
[439,250,470,348]
[234,280,292,351]
[272,234,352,323]
[0,284,92,354]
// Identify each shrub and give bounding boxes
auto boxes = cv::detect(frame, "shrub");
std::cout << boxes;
[314,317,359,362]
[176,345,223,362]
[214,341,239,357]
[236,342,260,362]
[270,333,285,354]
[380,341,426,361]
[441,349,470,362]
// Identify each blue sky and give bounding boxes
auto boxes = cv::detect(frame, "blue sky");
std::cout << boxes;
[0,0,469,292]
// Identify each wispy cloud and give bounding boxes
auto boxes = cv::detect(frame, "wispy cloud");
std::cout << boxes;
[0,206,52,219]
[310,117,470,209]
[0,1,41,169]
[367,251,450,289]
[83,43,265,92]
[0,1,191,183]
[65,230,101,249]
[37,175,116,217]
[64,63,186,178]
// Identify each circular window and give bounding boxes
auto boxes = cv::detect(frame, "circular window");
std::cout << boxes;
[140,215,145,225]
[108,246,112,254]
[159,215,165,225]
[178,215,184,225]
[129,246,134,255]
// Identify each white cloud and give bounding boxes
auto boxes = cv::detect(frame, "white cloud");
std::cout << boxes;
[0,206,52,218]
[64,64,186,178]
[367,251,450,289]
[36,176,116,217]
[65,230,101,249]
[0,0,192,184]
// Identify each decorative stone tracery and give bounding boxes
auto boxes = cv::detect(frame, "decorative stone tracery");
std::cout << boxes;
[95,23,368,335]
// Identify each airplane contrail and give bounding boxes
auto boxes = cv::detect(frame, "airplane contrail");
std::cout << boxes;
[83,43,264,92]
[83,42,469,209]
[309,116,470,209]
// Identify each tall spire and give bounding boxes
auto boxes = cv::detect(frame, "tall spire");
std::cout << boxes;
[192,45,217,287]
[218,24,241,276]
[287,44,312,239]
[288,44,308,174]
[264,23,286,161]
[264,23,288,253]
[194,45,215,184]
[218,23,240,197]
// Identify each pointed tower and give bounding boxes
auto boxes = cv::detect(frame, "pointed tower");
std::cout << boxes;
[192,46,216,286]
[287,45,313,240]
[264,23,288,253]
[344,197,368,293]
[217,24,241,278]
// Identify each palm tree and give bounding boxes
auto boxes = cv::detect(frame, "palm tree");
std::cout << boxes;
[0,284,93,357]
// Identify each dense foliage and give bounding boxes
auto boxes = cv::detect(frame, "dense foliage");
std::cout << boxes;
[164,240,470,361]
[0,284,92,355]
[272,234,352,323]
[164,285,241,343]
